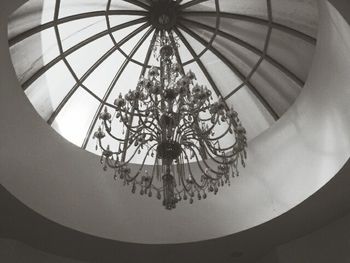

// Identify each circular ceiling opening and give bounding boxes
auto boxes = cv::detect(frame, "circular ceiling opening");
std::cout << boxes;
[8,0,318,156]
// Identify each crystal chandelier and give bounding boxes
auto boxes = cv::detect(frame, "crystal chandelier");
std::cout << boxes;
[94,31,247,210]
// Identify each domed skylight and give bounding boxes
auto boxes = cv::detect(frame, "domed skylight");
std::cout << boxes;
[8,0,318,155]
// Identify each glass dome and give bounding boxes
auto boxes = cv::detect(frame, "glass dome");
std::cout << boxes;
[8,0,318,155]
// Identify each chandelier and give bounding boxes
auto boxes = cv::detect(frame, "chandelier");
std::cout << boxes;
[94,30,247,210]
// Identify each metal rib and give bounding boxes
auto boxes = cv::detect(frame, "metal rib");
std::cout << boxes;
[140,29,159,77]
[9,10,148,47]
[180,17,305,87]
[123,0,151,10]
[47,22,151,125]
[174,27,224,100]
[81,27,154,149]
[179,0,209,10]
[180,11,316,45]
[22,17,148,90]
[177,23,279,120]
[168,31,185,75]
[105,1,151,68]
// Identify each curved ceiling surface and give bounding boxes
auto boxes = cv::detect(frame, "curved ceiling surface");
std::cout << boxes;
[8,0,318,156]
[4,0,350,245]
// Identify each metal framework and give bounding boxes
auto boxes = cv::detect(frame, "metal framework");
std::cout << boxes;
[82,27,155,149]
[8,0,319,148]
[179,17,304,87]
[176,22,280,120]
[181,11,317,45]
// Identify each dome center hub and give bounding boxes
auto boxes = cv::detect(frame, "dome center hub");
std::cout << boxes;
[150,0,179,30]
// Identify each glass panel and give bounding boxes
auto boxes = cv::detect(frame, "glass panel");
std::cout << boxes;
[108,14,144,29]
[113,26,150,55]
[25,61,77,121]
[180,0,193,5]
[9,27,60,85]
[211,34,260,77]
[271,0,319,37]
[176,28,207,56]
[226,86,275,141]
[110,0,146,11]
[121,28,149,55]
[199,50,242,98]
[219,18,268,51]
[8,0,55,40]
[147,44,160,67]
[106,62,143,104]
[58,16,107,51]
[66,35,114,78]
[186,0,268,20]
[185,1,216,12]
[132,30,155,65]
[267,29,315,82]
[183,62,219,101]
[52,88,100,147]
[181,15,269,51]
[59,0,108,18]
[110,23,145,45]
[82,51,127,99]
[249,60,301,116]
[174,32,198,64]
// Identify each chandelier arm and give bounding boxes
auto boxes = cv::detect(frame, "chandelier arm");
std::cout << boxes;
[197,115,213,122]
[175,111,209,134]
[121,118,160,138]
[134,108,162,134]
[138,124,161,138]
[206,125,232,141]
[202,143,238,164]
[118,115,147,134]
[142,123,162,137]
[175,122,200,141]
[178,156,198,193]
[203,131,244,153]
[142,158,158,191]
[102,120,128,142]
[145,96,162,122]
[175,114,219,140]
[183,142,224,177]
[194,118,218,137]
[203,140,241,159]
[181,147,222,182]
[108,142,154,172]
[124,144,158,183]
[182,152,209,189]
[97,139,120,158]
[208,138,244,154]
[186,141,238,173]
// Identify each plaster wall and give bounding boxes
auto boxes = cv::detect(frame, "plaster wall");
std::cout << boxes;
[0,238,85,263]
[257,210,350,263]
